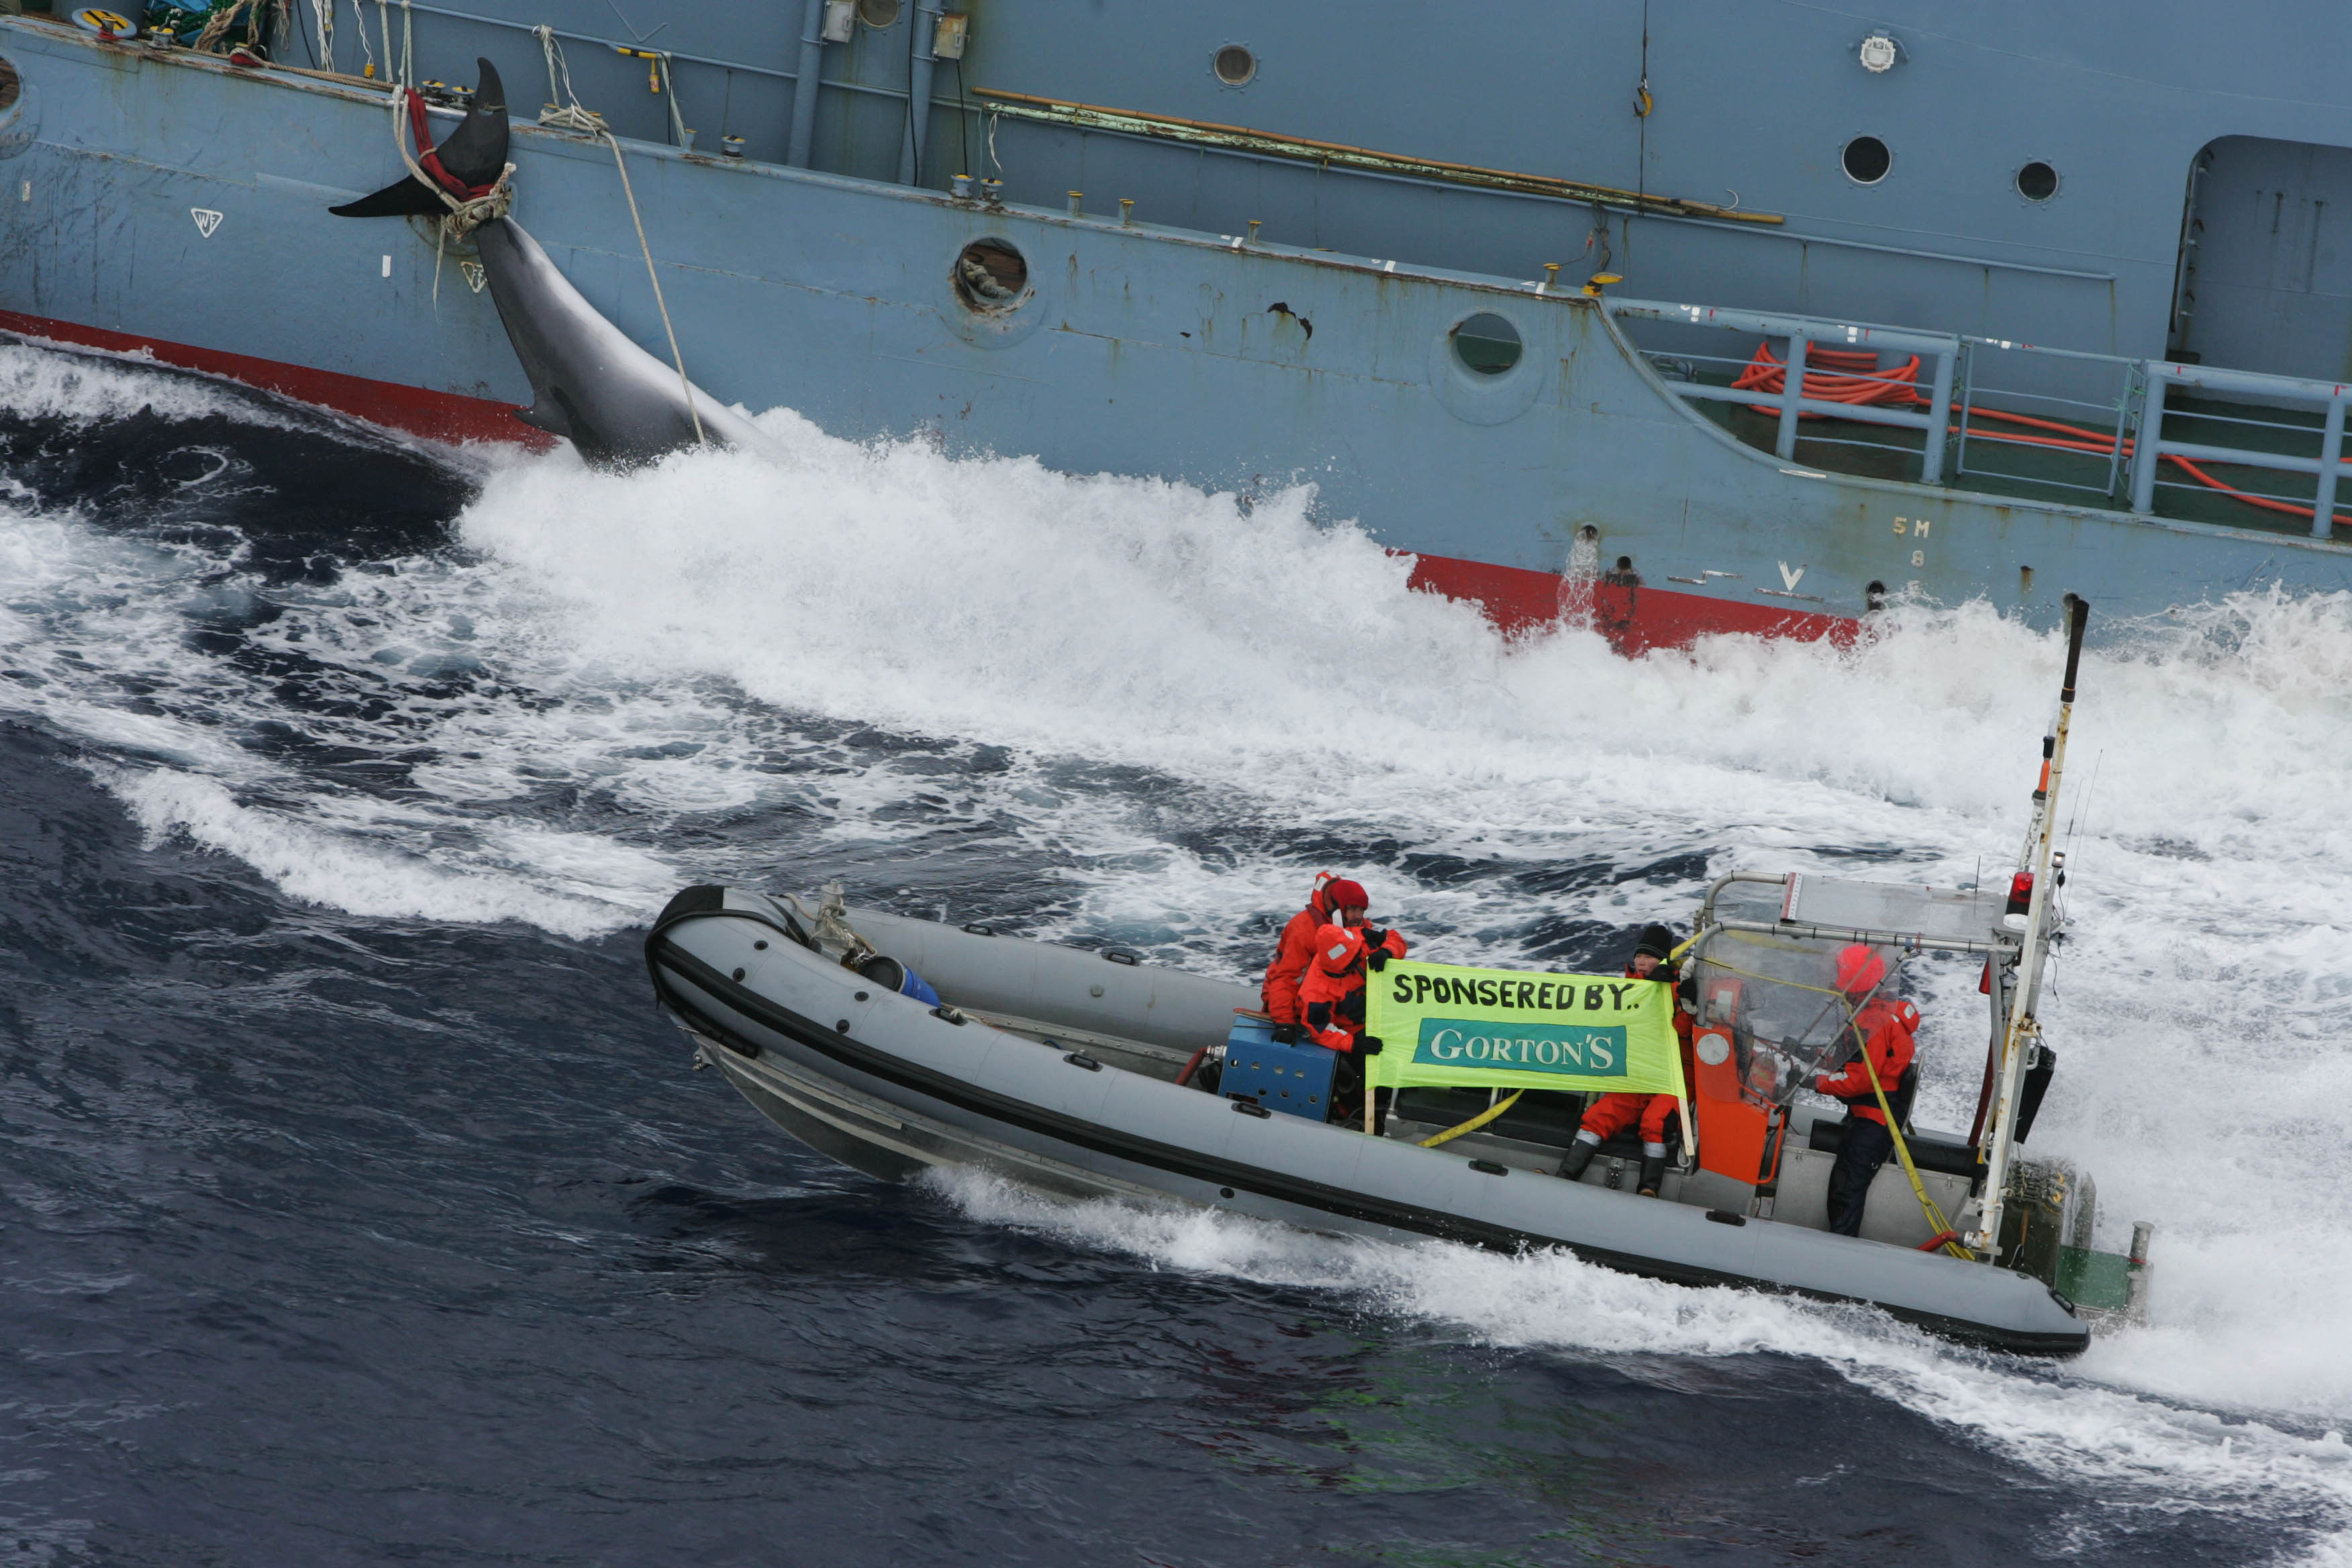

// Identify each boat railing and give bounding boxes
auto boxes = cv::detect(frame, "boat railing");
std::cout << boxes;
[1607,295,2352,536]
[1949,339,2141,507]
[1604,298,1960,483]
[2130,360,2352,539]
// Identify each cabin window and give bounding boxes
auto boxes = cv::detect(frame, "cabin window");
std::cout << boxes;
[2016,161,2059,201]
[856,0,900,29]
[1214,45,1256,86]
[1842,136,1891,185]
[1451,313,1522,375]
[952,239,1028,313]
[0,57,18,115]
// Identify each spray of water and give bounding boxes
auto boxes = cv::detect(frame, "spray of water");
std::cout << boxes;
[7,349,2352,1552]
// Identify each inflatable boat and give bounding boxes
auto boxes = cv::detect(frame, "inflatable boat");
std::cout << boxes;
[643,601,2146,1355]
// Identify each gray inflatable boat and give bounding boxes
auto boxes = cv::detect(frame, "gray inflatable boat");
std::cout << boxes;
[643,883,2105,1355]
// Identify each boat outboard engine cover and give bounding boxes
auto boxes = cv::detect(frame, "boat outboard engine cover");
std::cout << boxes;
[856,954,941,1007]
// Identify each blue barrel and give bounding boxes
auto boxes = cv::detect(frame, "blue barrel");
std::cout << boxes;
[857,954,940,1007]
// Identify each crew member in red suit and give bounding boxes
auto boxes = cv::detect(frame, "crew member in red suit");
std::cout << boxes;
[1294,909,1408,1120]
[1814,942,1920,1236]
[1557,924,1694,1196]
[1263,875,1369,1040]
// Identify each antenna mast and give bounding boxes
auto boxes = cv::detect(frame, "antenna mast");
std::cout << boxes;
[1970,594,2090,1262]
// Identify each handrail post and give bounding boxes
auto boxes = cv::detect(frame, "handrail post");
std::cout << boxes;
[2128,369,2167,514]
[1776,336,1809,460]
[1920,344,1957,485]
[2314,395,2347,538]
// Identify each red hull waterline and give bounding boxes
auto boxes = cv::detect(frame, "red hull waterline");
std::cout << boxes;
[1,310,1851,653]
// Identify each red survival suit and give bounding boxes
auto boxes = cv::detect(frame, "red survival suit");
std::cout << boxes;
[1815,993,1921,1124]
[1298,922,1410,1052]
[1573,963,1697,1152]
[1263,875,1358,1026]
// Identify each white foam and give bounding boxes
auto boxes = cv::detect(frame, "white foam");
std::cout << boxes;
[10,345,2352,1549]
[0,338,307,430]
[937,1169,2352,1551]
[97,766,640,938]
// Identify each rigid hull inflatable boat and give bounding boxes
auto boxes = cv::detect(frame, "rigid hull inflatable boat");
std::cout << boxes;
[644,883,2104,1356]
[644,599,2146,1357]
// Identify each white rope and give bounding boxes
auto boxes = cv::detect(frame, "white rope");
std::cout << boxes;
[532,25,606,133]
[655,52,689,150]
[602,132,705,445]
[308,0,332,72]
[348,0,374,78]
[399,0,413,87]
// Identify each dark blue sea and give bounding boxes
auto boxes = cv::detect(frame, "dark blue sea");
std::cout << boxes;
[3,338,2347,1565]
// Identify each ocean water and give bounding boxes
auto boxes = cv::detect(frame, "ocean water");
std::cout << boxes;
[3,335,2349,1565]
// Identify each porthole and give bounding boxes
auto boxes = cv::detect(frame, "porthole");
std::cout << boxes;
[1213,44,1257,86]
[1451,312,1522,375]
[1842,135,1891,185]
[2016,160,2059,201]
[0,58,18,115]
[951,238,1028,313]
[856,0,900,29]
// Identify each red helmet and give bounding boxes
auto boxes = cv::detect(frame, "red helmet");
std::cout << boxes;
[1833,944,1886,995]
[1324,878,1369,913]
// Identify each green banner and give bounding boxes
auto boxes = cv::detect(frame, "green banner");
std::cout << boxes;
[1362,961,1686,1099]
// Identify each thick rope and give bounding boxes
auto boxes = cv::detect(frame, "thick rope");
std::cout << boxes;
[1851,1014,1973,1260]
[601,131,705,446]
[386,91,513,237]
[533,26,607,132]
[1419,1089,1526,1148]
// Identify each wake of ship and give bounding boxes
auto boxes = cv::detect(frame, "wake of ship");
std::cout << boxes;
[1,336,2347,1565]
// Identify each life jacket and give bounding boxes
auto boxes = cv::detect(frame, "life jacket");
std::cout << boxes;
[1300,923,1408,1051]
[1261,881,1340,1025]
[1817,995,1920,1127]
[1624,961,1696,1048]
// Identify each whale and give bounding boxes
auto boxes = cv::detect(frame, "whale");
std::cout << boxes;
[471,216,767,463]
[331,60,762,465]
[330,58,511,219]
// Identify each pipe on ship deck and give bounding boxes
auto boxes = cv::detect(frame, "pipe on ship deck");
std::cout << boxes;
[900,0,944,185]
[788,0,828,168]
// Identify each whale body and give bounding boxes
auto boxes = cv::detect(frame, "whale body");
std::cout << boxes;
[473,217,767,464]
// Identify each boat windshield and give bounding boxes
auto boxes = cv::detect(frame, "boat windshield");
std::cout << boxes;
[1687,875,2016,1112]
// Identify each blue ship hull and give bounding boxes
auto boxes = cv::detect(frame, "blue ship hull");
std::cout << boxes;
[5,14,2350,644]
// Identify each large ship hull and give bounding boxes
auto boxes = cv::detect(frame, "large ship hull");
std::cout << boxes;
[5,22,2348,646]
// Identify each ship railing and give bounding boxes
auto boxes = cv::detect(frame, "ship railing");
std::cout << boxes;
[2130,361,2352,539]
[1604,299,1959,483]
[1610,296,2352,535]
[1949,339,2141,507]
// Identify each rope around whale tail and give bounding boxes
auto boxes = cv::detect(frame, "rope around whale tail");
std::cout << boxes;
[392,31,707,447]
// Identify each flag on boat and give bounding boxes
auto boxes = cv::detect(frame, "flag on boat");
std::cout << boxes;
[1363,961,1686,1098]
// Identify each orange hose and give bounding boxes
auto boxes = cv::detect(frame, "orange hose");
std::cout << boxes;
[1731,340,2347,524]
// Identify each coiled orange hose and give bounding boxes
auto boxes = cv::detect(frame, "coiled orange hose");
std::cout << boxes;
[1730,342,2343,524]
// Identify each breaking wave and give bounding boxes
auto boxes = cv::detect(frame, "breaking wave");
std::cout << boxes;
[7,343,2352,1558]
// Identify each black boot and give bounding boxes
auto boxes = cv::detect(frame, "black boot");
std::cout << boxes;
[1558,1138,1599,1181]
[1637,1154,1667,1197]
